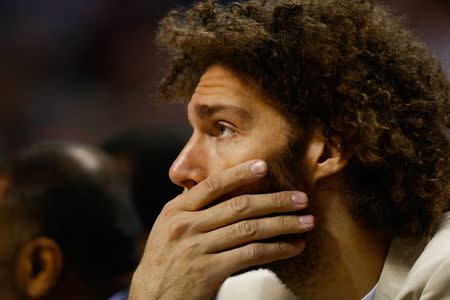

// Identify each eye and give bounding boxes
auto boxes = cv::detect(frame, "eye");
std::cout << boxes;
[215,122,236,138]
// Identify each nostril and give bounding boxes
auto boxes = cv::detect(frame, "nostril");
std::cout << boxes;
[181,179,197,190]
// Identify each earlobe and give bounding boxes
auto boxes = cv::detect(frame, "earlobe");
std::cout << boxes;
[16,237,63,299]
[304,126,349,184]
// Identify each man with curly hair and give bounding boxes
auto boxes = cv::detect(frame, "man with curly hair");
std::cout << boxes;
[130,0,450,299]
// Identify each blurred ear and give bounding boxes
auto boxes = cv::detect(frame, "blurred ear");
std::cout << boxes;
[303,125,349,185]
[16,237,63,299]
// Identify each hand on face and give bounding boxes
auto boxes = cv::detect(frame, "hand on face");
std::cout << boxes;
[129,159,314,300]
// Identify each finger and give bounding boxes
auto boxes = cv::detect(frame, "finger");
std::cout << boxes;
[179,160,268,211]
[215,239,306,276]
[196,191,308,232]
[204,215,314,253]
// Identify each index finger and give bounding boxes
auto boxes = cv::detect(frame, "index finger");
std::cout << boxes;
[179,160,267,211]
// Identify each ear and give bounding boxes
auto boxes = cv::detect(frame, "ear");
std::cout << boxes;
[16,237,63,299]
[303,125,349,185]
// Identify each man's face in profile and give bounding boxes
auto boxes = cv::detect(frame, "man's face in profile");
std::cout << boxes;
[169,64,296,189]
[169,64,325,289]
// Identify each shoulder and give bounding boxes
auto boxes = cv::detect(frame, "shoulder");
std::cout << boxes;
[395,212,450,299]
[420,256,450,299]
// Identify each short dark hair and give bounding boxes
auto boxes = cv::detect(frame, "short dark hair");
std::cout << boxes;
[0,143,143,286]
[157,0,450,236]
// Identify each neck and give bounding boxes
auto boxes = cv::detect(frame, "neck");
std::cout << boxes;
[291,189,391,299]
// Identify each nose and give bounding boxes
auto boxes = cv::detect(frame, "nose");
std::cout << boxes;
[169,136,207,190]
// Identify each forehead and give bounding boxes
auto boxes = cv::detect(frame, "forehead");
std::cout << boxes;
[188,64,278,116]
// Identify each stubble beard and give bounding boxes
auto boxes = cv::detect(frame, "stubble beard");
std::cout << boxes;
[233,139,330,298]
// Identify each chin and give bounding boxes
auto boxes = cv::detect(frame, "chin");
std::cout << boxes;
[244,226,329,298]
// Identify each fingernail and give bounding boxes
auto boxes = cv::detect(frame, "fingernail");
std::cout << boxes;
[291,192,307,206]
[250,160,267,175]
[298,215,314,225]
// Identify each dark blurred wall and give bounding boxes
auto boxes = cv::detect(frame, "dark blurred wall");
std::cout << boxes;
[0,0,194,157]
[386,0,450,73]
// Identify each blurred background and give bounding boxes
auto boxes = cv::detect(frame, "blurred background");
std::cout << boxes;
[0,0,449,158]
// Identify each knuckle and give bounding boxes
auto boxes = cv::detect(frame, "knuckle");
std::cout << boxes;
[272,192,287,210]
[279,216,294,228]
[167,219,191,241]
[222,226,236,241]
[229,195,252,214]
[181,240,202,257]
[275,241,285,253]
[246,244,263,261]
[238,220,258,237]
[231,167,244,182]
[203,176,220,194]
[160,200,177,217]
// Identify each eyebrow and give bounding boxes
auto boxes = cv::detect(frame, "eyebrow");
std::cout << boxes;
[194,104,252,121]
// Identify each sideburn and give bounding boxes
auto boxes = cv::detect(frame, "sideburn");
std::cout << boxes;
[262,127,312,196]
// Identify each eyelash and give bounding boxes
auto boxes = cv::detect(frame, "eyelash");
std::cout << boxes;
[213,121,236,139]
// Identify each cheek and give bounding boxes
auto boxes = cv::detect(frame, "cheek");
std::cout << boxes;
[205,139,243,172]
[212,137,285,171]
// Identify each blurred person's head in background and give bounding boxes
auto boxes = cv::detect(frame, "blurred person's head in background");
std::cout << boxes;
[102,131,184,236]
[0,143,143,300]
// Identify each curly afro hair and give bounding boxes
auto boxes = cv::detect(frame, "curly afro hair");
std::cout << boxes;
[157,0,450,237]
